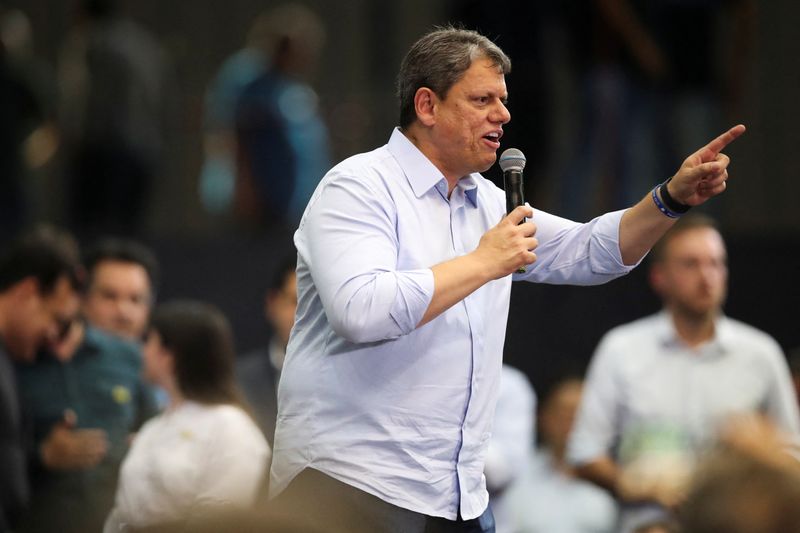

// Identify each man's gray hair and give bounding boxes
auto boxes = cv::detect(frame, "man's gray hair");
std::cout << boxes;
[396,26,511,129]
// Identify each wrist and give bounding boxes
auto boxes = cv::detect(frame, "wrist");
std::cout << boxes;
[466,250,497,283]
[659,178,692,214]
[651,178,691,218]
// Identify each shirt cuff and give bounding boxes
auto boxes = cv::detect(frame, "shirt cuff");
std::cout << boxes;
[389,268,434,334]
[590,209,642,274]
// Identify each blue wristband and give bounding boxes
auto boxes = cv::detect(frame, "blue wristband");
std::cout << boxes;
[651,185,682,219]
[659,177,692,214]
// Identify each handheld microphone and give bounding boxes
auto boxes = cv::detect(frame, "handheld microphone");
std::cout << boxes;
[499,148,526,214]
[499,148,528,273]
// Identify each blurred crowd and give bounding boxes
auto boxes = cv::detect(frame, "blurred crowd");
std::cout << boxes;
[0,0,330,241]
[4,1,800,533]
[0,0,760,240]
[3,218,800,533]
[1,0,167,241]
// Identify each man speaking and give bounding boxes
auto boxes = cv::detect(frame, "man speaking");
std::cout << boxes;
[270,26,744,533]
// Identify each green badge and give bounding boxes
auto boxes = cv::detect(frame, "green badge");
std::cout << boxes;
[112,385,132,404]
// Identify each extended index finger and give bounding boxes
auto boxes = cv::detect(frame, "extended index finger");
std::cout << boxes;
[703,124,746,157]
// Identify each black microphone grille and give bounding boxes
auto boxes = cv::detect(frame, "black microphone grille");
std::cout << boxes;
[498,148,526,172]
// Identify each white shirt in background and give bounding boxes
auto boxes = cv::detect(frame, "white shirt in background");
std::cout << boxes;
[105,401,270,532]
[568,311,800,531]
[505,449,617,533]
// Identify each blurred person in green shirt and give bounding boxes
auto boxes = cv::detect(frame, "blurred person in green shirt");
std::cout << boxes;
[14,237,159,533]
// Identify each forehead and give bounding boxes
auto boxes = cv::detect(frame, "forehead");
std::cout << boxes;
[91,260,151,288]
[665,227,727,259]
[451,57,507,93]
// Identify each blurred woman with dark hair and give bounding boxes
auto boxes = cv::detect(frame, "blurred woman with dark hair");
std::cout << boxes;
[104,300,270,532]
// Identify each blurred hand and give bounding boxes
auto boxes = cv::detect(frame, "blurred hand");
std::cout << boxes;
[617,455,692,509]
[718,413,800,472]
[47,321,83,363]
[666,124,746,207]
[473,205,537,279]
[40,409,109,471]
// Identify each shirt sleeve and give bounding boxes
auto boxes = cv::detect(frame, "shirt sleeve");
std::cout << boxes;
[514,209,639,285]
[567,333,623,466]
[297,167,434,344]
[760,339,800,438]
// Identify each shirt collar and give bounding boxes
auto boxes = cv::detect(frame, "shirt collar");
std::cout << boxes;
[656,309,735,355]
[461,175,479,207]
[387,128,479,207]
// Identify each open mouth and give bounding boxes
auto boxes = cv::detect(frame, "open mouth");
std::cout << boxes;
[483,131,501,149]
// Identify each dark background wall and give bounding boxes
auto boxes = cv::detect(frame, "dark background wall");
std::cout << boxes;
[5,0,799,395]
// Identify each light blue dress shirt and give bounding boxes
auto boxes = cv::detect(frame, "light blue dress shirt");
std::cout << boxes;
[271,128,636,520]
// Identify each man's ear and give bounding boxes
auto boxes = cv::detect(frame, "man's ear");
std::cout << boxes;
[413,87,438,127]
[649,265,666,297]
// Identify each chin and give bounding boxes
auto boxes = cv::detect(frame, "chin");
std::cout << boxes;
[475,159,496,174]
[685,306,718,320]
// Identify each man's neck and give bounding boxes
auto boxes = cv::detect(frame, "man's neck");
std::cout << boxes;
[548,443,574,475]
[670,309,718,348]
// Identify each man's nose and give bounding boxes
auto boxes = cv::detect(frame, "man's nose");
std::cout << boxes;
[493,100,511,124]
[114,297,131,313]
[699,263,722,283]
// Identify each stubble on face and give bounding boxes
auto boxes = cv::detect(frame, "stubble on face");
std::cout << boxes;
[428,58,510,182]
[661,228,728,321]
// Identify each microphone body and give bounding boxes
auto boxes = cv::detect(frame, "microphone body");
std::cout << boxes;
[499,148,526,217]
[499,148,528,273]
[503,168,525,216]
